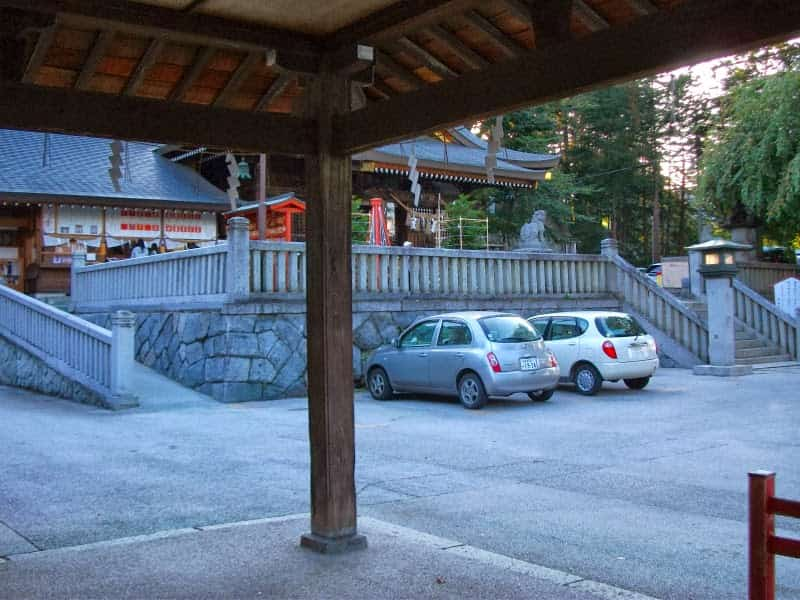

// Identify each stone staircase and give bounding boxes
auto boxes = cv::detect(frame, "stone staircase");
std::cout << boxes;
[681,298,793,366]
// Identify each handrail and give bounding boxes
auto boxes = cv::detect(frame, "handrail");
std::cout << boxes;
[733,278,798,360]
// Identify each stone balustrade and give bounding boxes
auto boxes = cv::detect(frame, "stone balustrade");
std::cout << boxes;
[611,254,709,363]
[72,244,229,307]
[0,283,136,407]
[73,216,613,307]
[734,279,799,360]
[737,262,799,300]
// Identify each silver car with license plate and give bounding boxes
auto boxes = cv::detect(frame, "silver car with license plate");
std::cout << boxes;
[365,311,560,409]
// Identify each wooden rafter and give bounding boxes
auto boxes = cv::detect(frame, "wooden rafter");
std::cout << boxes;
[626,0,657,16]
[123,37,164,96]
[334,0,800,154]
[213,51,262,107]
[394,36,458,79]
[459,10,525,58]
[182,0,208,12]
[328,0,480,48]
[74,29,114,91]
[21,24,56,84]
[0,0,320,72]
[0,81,314,155]
[369,79,396,99]
[375,49,421,89]
[574,0,609,32]
[168,46,215,102]
[423,24,489,70]
[254,71,294,111]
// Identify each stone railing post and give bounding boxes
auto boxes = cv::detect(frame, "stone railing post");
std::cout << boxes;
[688,249,703,298]
[110,310,138,409]
[226,216,251,301]
[70,252,86,299]
[600,238,619,295]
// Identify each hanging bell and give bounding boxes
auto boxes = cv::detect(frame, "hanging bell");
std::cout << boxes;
[237,158,252,180]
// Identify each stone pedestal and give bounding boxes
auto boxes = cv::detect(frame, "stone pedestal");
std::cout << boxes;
[693,275,752,377]
[731,226,758,263]
[688,249,703,298]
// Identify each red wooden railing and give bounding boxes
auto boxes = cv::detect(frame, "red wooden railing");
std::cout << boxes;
[749,471,800,600]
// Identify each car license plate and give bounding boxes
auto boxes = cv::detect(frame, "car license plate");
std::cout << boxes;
[520,357,539,371]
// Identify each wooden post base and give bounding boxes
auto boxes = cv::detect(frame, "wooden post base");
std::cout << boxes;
[300,532,367,554]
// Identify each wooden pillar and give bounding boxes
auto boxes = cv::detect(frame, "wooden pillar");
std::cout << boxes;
[300,60,366,553]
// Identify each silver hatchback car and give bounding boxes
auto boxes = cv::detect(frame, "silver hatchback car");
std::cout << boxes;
[365,311,560,409]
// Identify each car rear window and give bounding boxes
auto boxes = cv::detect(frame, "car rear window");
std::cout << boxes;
[595,315,646,338]
[479,316,540,343]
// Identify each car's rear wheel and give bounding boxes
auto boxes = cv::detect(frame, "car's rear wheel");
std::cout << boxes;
[573,364,602,396]
[458,372,487,409]
[624,377,650,390]
[367,367,394,400]
[528,389,554,401]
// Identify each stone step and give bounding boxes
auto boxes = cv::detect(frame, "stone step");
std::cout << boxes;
[736,354,793,365]
[736,346,783,359]
[735,339,764,350]
[735,330,758,341]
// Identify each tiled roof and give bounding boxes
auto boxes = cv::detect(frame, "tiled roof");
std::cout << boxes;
[0,129,228,206]
[449,126,560,165]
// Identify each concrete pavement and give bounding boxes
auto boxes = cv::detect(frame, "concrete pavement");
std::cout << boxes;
[1,366,799,598]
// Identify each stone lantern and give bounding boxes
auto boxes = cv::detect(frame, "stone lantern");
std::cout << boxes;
[686,239,753,376]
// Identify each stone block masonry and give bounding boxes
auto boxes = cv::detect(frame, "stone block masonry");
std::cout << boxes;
[0,334,106,407]
[81,296,619,403]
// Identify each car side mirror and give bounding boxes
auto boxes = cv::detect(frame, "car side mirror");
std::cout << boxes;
[391,337,399,348]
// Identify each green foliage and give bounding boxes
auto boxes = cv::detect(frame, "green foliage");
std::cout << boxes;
[351,196,369,244]
[442,194,486,250]
[699,69,800,246]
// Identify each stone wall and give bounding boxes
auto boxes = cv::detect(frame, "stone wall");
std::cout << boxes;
[0,333,106,407]
[80,296,620,404]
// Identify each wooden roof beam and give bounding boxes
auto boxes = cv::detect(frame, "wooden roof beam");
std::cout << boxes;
[459,10,525,59]
[254,72,294,112]
[423,24,489,70]
[327,0,481,48]
[168,46,215,102]
[574,1,609,32]
[21,23,56,84]
[0,0,321,73]
[394,36,458,79]
[375,50,421,89]
[627,0,657,16]
[334,0,800,154]
[123,37,164,96]
[213,51,262,108]
[0,81,314,156]
[74,29,114,91]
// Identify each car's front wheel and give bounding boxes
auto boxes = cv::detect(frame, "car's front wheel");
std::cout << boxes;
[624,377,650,390]
[367,367,394,400]
[528,389,554,401]
[458,372,487,409]
[573,364,602,396]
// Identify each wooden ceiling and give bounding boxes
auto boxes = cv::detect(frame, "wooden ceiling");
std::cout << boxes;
[0,0,799,155]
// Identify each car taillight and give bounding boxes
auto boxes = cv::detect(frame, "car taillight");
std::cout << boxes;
[602,340,617,359]
[548,352,558,368]
[487,352,501,373]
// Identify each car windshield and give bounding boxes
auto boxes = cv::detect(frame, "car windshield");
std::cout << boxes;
[595,315,646,338]
[479,316,540,343]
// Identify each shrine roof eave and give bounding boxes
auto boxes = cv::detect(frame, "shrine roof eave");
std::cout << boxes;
[0,191,228,212]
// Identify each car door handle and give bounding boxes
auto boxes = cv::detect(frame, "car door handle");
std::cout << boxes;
[417,352,429,357]
[455,353,465,358]
[567,342,577,346]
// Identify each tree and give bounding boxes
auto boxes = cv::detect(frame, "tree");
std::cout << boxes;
[699,69,800,247]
